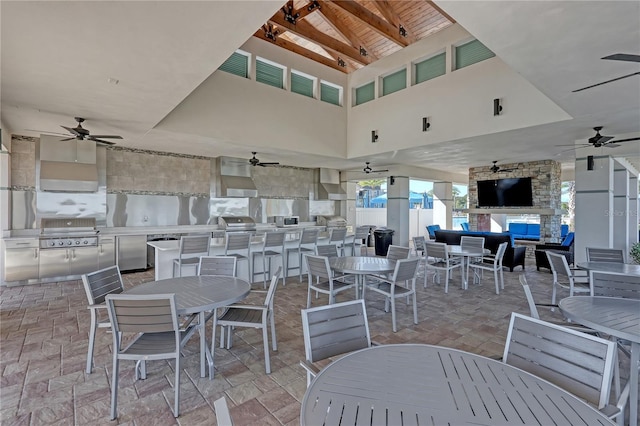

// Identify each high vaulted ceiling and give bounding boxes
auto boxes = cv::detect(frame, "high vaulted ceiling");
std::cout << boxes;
[1,1,639,177]
[253,0,453,72]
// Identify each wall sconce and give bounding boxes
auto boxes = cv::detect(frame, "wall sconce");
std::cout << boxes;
[371,130,379,143]
[587,155,594,171]
[422,117,431,132]
[493,98,503,116]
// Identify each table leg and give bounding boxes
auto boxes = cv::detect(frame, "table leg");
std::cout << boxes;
[462,257,469,290]
[199,311,207,378]
[630,342,639,426]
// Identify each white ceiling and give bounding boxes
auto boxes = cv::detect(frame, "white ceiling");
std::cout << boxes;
[2,1,639,176]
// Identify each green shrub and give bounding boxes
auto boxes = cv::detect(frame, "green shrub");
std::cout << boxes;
[631,242,640,264]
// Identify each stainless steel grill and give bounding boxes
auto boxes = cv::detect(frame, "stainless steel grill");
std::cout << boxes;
[40,217,99,248]
[218,216,257,232]
[316,215,347,228]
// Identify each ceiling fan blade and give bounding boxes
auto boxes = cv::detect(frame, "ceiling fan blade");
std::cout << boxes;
[602,53,640,63]
[572,71,640,92]
[90,135,123,139]
[610,137,640,143]
[61,125,81,136]
[258,162,280,166]
[556,143,591,147]
[604,143,620,148]
[90,138,116,146]
[59,137,76,141]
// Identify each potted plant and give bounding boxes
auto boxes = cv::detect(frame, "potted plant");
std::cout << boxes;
[631,242,640,264]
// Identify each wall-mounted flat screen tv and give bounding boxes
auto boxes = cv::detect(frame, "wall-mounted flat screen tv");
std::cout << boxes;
[477,177,533,207]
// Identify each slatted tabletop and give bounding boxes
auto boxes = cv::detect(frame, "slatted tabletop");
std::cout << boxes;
[127,275,251,378]
[329,256,396,274]
[576,262,640,276]
[560,296,640,426]
[300,344,614,426]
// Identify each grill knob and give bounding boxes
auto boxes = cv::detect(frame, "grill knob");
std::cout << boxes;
[58,241,63,246]
[50,241,56,247]
[67,241,72,245]
[75,241,80,245]
[84,240,89,245]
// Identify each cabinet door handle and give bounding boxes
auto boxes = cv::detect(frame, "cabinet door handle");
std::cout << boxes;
[34,248,38,259]
[65,250,69,260]
[71,249,76,259]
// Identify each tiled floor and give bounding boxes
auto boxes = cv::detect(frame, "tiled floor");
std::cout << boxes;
[0,255,635,425]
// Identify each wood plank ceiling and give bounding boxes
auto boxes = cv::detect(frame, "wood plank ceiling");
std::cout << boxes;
[253,0,455,72]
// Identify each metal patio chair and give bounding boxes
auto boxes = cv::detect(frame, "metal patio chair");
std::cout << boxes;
[173,234,211,277]
[252,231,286,288]
[586,247,625,263]
[546,250,591,304]
[285,228,319,282]
[198,255,237,277]
[305,254,356,308]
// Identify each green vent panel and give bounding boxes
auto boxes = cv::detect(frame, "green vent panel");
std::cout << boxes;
[382,68,406,96]
[355,82,375,105]
[415,53,446,84]
[291,73,314,98]
[256,59,284,89]
[218,52,248,78]
[455,39,495,70]
[320,83,341,106]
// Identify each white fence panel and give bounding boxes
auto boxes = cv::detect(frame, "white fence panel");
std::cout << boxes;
[356,208,434,240]
[355,208,387,227]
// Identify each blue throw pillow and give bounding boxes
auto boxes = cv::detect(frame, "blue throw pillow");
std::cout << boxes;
[562,232,574,246]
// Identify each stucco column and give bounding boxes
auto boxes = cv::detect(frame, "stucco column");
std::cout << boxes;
[386,175,409,247]
[344,181,357,227]
[433,181,452,230]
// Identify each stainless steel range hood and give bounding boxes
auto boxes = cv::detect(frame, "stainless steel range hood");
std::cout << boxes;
[214,157,258,198]
[37,135,98,192]
[317,168,346,200]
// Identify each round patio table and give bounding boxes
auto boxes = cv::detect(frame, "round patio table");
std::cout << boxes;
[448,245,489,289]
[329,256,395,298]
[559,296,640,426]
[577,261,640,276]
[127,275,251,379]
[300,344,614,425]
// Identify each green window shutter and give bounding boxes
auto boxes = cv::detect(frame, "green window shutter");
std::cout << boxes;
[218,52,248,78]
[455,39,495,70]
[355,82,375,105]
[415,52,446,84]
[382,68,406,96]
[291,72,314,98]
[256,59,284,89]
[320,83,340,106]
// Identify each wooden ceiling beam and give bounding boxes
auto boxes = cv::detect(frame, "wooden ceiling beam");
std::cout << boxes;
[269,14,372,65]
[253,30,348,73]
[372,0,417,44]
[329,1,409,47]
[426,0,456,23]
[317,0,378,60]
[296,1,322,20]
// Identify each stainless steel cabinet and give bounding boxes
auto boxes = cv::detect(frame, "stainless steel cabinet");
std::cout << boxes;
[4,239,39,282]
[98,236,116,269]
[39,247,98,279]
[116,235,147,271]
[70,247,99,275]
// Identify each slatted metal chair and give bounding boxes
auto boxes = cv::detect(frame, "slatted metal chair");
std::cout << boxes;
[198,256,237,277]
[214,267,281,374]
[105,293,197,419]
[546,250,591,304]
[412,236,426,256]
[386,245,411,261]
[224,232,252,282]
[363,257,420,332]
[460,235,485,283]
[328,227,348,256]
[305,254,356,308]
[469,242,508,294]
[349,225,371,256]
[300,299,374,387]
[252,231,286,288]
[285,228,319,282]
[172,234,211,277]
[503,313,621,422]
[424,241,462,292]
[81,265,124,374]
[214,396,234,426]
[316,244,339,258]
[586,247,625,263]
[590,270,640,299]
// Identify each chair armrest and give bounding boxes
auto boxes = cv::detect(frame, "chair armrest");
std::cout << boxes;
[223,305,267,311]
[87,304,106,310]
[299,360,320,378]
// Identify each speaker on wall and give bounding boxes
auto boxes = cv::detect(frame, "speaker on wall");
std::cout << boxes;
[422,117,430,132]
[493,98,503,116]
[371,130,378,143]
[587,155,594,171]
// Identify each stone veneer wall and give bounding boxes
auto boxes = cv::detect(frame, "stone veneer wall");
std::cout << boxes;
[468,159,562,243]
[252,165,315,199]
[8,136,36,189]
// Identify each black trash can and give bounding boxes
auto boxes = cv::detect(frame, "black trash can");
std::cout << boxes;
[374,228,394,256]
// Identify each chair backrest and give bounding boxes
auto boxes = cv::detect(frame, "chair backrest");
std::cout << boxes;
[546,250,571,279]
[299,228,320,245]
[301,299,371,364]
[213,397,234,426]
[354,226,370,240]
[262,231,286,250]
[561,232,575,247]
[329,227,347,243]
[390,257,420,283]
[426,224,441,239]
[460,222,470,231]
[82,265,124,305]
[590,271,640,299]
[503,312,616,410]
[263,267,282,310]
[225,232,251,254]
[586,247,625,263]
[386,245,410,261]
[518,275,540,320]
[461,235,485,252]
[198,256,237,276]
[494,242,508,262]
[305,254,332,280]
[316,244,339,258]
[178,234,211,258]
[424,241,448,261]
[106,293,180,338]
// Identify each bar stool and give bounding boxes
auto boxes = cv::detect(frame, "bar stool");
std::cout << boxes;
[172,234,211,277]
[350,226,371,256]
[328,227,347,256]
[224,232,252,282]
[286,228,319,282]
[252,231,286,288]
